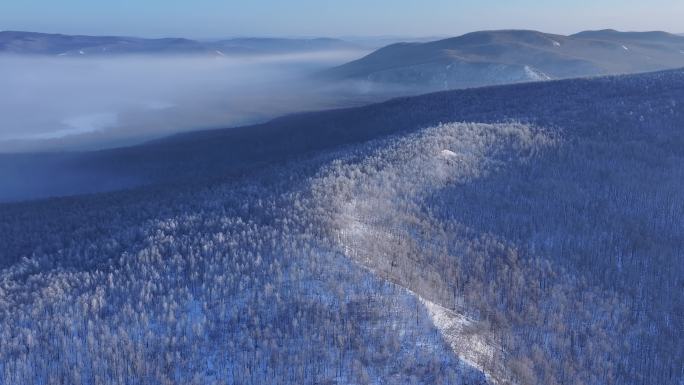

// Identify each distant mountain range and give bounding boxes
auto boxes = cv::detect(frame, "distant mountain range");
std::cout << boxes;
[0,31,362,56]
[6,29,684,90]
[324,29,684,90]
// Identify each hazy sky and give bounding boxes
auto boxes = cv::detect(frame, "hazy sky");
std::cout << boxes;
[1,0,683,38]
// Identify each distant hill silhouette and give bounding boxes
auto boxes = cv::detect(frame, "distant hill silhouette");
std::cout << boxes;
[0,31,361,56]
[324,29,684,90]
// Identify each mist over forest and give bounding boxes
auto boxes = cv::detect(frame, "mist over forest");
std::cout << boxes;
[0,50,372,152]
[3,29,684,153]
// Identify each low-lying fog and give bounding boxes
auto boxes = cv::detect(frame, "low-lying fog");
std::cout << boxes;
[0,50,372,153]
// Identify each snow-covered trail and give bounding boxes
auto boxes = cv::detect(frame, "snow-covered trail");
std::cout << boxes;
[310,122,554,384]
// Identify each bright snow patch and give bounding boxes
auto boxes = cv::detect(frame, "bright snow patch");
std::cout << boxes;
[524,66,552,81]
[552,40,561,47]
[421,298,502,384]
[440,149,457,158]
[79,50,85,55]
[622,45,629,51]
[215,50,226,57]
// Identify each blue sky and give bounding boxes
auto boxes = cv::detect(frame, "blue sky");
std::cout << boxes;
[1,0,683,38]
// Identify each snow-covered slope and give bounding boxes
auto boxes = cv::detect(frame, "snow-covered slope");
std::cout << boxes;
[311,122,553,384]
[1,68,683,385]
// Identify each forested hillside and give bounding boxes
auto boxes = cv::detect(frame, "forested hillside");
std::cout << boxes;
[0,69,683,384]
[3,68,684,202]
[324,30,684,91]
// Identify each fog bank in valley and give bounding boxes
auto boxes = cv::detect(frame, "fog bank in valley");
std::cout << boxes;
[0,50,369,152]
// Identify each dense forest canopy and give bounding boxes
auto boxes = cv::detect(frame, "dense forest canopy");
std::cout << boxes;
[0,68,683,385]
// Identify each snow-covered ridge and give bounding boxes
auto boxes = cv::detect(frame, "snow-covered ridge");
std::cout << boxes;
[310,122,554,384]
